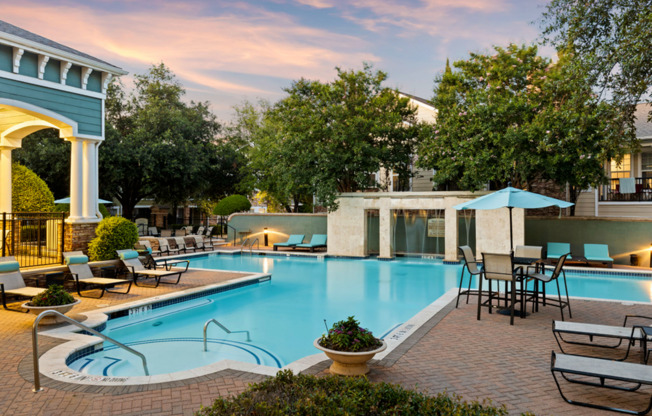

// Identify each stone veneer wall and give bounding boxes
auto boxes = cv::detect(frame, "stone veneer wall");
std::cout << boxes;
[64,222,98,253]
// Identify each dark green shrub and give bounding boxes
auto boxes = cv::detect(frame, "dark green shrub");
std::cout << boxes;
[319,316,382,352]
[31,285,75,306]
[213,195,251,216]
[99,204,110,218]
[88,216,139,261]
[52,203,110,218]
[196,370,509,416]
[11,163,55,212]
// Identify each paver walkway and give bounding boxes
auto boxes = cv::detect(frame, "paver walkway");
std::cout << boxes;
[1,264,651,415]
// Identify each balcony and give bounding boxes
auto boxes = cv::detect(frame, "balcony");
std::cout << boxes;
[599,177,652,202]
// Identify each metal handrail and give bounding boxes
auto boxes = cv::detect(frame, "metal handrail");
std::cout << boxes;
[32,310,149,392]
[239,237,251,253]
[248,238,259,253]
[203,318,251,351]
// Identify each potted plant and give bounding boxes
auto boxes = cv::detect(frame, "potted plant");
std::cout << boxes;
[314,316,387,376]
[23,285,80,325]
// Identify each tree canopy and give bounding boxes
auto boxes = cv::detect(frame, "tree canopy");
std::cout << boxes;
[213,195,252,216]
[540,0,652,118]
[237,64,428,211]
[100,63,244,219]
[416,44,636,212]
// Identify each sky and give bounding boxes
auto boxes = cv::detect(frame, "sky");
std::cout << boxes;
[4,0,552,121]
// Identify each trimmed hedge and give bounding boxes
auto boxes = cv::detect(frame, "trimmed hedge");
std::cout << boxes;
[11,163,54,212]
[213,195,251,216]
[88,216,139,261]
[196,370,510,416]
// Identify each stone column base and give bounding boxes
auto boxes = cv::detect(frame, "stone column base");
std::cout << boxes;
[64,222,98,253]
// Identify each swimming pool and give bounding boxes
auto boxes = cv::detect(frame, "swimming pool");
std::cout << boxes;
[66,254,652,378]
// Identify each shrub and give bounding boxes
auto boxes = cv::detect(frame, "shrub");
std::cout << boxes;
[319,316,382,352]
[196,370,508,416]
[11,163,54,212]
[213,195,251,216]
[52,203,110,218]
[31,285,75,306]
[87,216,139,261]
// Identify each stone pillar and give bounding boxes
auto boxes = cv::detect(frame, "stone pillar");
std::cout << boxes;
[82,139,98,219]
[67,137,84,221]
[0,146,13,213]
[444,205,458,261]
[64,222,98,253]
[378,206,393,259]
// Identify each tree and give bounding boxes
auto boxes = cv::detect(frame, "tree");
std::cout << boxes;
[100,63,240,220]
[12,163,55,212]
[213,195,251,216]
[417,44,636,213]
[242,64,425,211]
[12,129,70,198]
[540,0,652,118]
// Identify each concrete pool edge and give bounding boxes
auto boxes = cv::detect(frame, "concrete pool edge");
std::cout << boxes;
[32,278,459,389]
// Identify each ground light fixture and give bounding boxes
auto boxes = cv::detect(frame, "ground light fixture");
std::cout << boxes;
[264,228,268,246]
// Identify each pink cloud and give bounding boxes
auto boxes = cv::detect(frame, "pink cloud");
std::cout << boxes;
[2,2,378,96]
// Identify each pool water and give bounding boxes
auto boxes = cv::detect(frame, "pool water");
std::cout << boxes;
[69,254,652,377]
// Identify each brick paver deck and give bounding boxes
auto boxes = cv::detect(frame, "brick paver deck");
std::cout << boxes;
[1,264,651,415]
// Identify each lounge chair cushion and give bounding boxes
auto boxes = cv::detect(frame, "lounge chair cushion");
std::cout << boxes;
[119,250,139,260]
[547,242,570,259]
[296,234,327,248]
[274,234,305,247]
[65,255,89,265]
[0,261,20,273]
[584,244,613,262]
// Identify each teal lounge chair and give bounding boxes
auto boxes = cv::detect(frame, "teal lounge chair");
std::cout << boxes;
[584,244,614,268]
[273,234,304,251]
[547,242,571,260]
[295,234,327,252]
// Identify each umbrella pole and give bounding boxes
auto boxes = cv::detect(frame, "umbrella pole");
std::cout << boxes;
[509,207,513,252]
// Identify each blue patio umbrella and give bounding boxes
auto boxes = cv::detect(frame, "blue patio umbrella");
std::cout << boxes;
[454,186,573,250]
[54,196,113,204]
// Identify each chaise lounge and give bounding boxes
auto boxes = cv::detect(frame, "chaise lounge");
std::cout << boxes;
[295,234,327,252]
[64,251,133,298]
[584,243,614,268]
[117,249,189,288]
[0,256,47,311]
[273,234,305,251]
[547,242,571,261]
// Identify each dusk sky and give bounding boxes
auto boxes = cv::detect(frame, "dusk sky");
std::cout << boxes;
[4,0,551,120]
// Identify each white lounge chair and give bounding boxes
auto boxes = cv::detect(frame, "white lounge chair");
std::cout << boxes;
[157,238,179,256]
[137,240,161,257]
[0,256,47,310]
[117,249,188,288]
[64,251,132,298]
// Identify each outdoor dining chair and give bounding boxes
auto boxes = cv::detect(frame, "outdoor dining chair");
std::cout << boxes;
[524,253,572,320]
[456,246,483,308]
[479,252,524,325]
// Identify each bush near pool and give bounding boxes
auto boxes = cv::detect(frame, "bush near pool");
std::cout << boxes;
[196,370,514,416]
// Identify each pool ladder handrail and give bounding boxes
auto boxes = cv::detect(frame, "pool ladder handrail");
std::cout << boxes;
[203,318,251,351]
[32,310,149,393]
[239,237,259,253]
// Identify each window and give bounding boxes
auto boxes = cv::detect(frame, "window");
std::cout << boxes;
[642,149,652,178]
[610,154,631,179]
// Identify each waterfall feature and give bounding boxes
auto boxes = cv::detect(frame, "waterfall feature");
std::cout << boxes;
[391,209,444,257]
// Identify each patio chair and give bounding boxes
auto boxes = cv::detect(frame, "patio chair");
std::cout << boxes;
[456,246,483,308]
[552,315,652,361]
[478,252,524,325]
[205,226,214,238]
[194,226,205,236]
[295,234,327,252]
[63,252,132,298]
[273,234,305,251]
[116,249,188,288]
[157,238,179,256]
[137,240,161,257]
[174,236,193,253]
[148,227,160,237]
[514,245,543,260]
[0,256,47,311]
[176,228,187,237]
[524,253,572,320]
[547,242,571,261]
[584,244,614,268]
[161,229,173,237]
[191,235,214,251]
[551,351,652,415]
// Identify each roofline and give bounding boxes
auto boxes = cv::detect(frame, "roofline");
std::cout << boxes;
[399,91,435,109]
[0,32,127,76]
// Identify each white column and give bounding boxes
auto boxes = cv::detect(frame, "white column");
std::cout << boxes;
[67,137,84,221]
[444,205,458,261]
[0,147,13,213]
[379,206,393,259]
[82,139,97,219]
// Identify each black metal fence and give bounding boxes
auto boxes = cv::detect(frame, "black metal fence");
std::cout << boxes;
[600,177,652,202]
[1,212,66,267]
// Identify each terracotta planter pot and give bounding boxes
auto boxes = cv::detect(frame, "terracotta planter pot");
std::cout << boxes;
[314,338,387,376]
[22,299,81,325]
